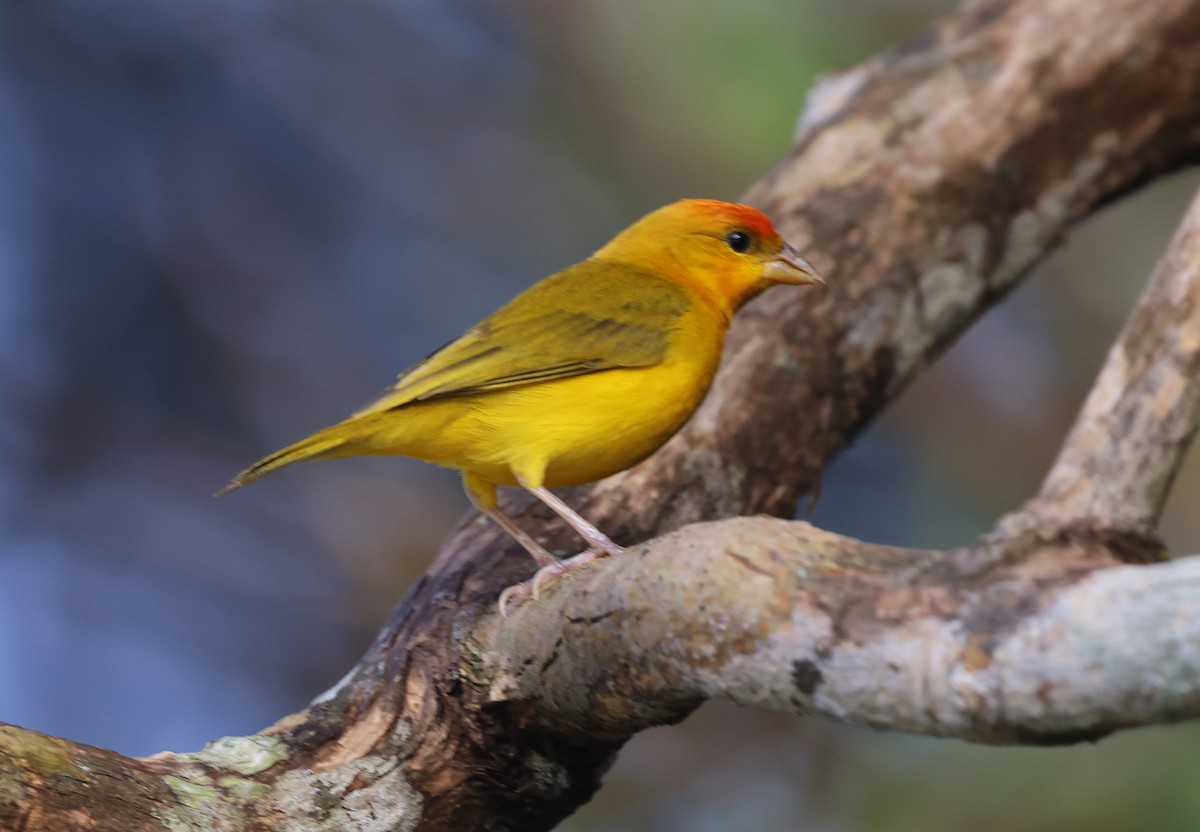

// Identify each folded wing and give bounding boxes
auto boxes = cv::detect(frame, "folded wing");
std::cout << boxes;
[355,261,693,415]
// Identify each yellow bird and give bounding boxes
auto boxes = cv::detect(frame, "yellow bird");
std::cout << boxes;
[222,199,822,612]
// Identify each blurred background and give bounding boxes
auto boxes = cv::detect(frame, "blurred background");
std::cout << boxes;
[1,0,1198,829]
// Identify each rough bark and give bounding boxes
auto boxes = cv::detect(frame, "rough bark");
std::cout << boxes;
[5,0,1200,829]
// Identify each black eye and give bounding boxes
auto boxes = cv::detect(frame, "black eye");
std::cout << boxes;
[725,230,752,253]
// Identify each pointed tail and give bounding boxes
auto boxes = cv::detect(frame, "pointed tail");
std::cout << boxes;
[217,424,353,496]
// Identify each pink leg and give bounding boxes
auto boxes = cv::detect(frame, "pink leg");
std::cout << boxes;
[496,480,624,616]
[522,482,624,557]
[463,472,557,567]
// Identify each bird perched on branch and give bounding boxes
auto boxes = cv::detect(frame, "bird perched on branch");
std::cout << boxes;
[222,199,822,613]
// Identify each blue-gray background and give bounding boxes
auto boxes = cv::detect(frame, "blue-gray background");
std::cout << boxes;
[2,1,1198,829]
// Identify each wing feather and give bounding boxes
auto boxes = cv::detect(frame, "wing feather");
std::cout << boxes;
[354,261,692,416]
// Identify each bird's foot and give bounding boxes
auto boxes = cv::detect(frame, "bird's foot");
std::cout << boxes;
[498,544,623,617]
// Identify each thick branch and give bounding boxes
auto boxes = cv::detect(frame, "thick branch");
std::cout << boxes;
[481,518,1198,745]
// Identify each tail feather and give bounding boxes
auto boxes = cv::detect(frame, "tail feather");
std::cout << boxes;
[217,426,352,495]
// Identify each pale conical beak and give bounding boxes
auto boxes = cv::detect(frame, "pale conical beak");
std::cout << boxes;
[763,243,823,285]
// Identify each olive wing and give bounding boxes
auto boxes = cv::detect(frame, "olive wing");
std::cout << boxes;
[354,262,693,415]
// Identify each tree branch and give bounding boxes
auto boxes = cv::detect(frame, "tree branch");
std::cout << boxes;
[4,0,1200,829]
[482,518,1200,745]
[1030,187,1200,531]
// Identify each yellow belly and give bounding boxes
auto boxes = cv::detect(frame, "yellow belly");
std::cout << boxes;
[476,359,713,487]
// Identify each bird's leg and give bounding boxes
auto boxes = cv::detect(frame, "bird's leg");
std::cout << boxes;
[464,480,558,568]
[524,484,624,556]
[480,505,560,567]
[472,470,624,615]
[464,473,591,615]
[494,481,626,616]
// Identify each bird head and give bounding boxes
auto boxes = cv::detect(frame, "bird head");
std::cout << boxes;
[593,198,823,319]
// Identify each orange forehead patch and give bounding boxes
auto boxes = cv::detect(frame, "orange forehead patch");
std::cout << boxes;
[680,199,779,241]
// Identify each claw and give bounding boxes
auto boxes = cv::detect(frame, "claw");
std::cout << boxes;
[531,561,565,600]
[496,546,620,616]
[498,582,529,618]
